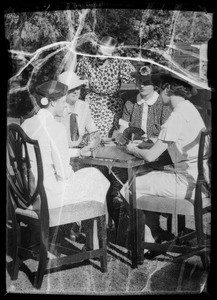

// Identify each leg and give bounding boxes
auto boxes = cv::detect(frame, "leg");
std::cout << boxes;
[82,219,94,250]
[109,167,128,232]
[178,215,186,235]
[145,211,175,243]
[167,214,172,233]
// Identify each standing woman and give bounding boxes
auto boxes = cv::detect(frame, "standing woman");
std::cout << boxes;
[76,36,136,138]
[21,80,110,211]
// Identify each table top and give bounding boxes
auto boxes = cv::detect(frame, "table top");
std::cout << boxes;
[70,145,145,168]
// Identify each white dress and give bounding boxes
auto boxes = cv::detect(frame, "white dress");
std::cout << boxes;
[21,109,110,210]
[122,100,209,204]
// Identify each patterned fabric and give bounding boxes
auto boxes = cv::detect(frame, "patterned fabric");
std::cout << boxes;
[121,94,172,138]
[76,56,136,138]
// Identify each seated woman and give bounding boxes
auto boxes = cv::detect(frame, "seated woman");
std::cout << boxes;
[123,73,209,254]
[112,65,171,144]
[57,71,100,149]
[21,80,110,237]
[108,66,172,229]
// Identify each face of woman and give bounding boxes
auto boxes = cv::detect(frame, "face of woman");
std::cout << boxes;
[97,46,115,61]
[66,88,81,105]
[53,96,67,117]
[138,83,154,99]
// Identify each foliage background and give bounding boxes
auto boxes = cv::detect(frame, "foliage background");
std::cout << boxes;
[4,8,213,117]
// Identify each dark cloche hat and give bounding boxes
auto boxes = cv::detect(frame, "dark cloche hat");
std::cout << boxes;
[36,80,68,100]
[131,65,162,87]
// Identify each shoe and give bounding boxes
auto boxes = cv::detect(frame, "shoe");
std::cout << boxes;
[143,228,175,260]
[144,250,165,259]
[69,222,81,242]
[152,227,175,244]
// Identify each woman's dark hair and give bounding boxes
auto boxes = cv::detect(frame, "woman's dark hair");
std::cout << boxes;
[161,76,193,99]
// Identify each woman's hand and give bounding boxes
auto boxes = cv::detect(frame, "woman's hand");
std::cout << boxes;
[69,140,82,148]
[126,142,138,153]
[112,130,128,145]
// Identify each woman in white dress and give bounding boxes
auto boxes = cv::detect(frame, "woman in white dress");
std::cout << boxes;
[123,73,209,253]
[21,80,110,212]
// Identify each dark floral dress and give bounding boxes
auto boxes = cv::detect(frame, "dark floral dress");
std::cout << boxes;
[76,56,135,138]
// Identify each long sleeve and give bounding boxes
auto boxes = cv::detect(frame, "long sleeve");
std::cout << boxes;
[85,108,97,133]
[119,59,136,84]
[49,123,73,180]
[121,101,133,123]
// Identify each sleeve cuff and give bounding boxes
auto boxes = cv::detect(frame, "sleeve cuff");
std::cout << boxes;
[119,119,129,128]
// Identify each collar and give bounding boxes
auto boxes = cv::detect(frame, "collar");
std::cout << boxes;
[137,91,159,106]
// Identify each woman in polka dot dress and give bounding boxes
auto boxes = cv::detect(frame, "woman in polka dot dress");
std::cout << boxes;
[76,36,136,138]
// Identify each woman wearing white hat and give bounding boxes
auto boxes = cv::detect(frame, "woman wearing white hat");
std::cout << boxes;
[76,36,136,138]
[57,71,99,150]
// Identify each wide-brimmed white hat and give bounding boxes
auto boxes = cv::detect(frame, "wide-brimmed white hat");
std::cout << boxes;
[58,71,87,91]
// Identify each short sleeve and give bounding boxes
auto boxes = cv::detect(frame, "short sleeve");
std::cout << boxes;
[158,112,182,142]
[119,60,136,84]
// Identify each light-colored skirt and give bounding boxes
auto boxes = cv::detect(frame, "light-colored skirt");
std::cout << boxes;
[44,167,110,210]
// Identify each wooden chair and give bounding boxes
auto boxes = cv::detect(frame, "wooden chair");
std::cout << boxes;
[136,129,211,268]
[6,123,108,289]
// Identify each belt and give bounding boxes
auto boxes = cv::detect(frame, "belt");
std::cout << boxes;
[89,90,119,97]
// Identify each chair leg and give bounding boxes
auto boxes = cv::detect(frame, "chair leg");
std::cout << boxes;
[97,215,107,272]
[11,219,21,280]
[137,210,145,265]
[34,244,48,289]
[200,250,210,270]
[34,225,49,289]
[83,219,94,250]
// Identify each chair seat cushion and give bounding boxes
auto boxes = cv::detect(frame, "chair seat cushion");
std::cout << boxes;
[15,200,106,227]
[136,195,210,215]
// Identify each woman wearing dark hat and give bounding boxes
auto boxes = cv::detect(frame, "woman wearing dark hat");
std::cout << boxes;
[21,80,110,211]
[121,73,210,256]
[76,36,136,138]
[112,65,172,144]
[108,65,172,231]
